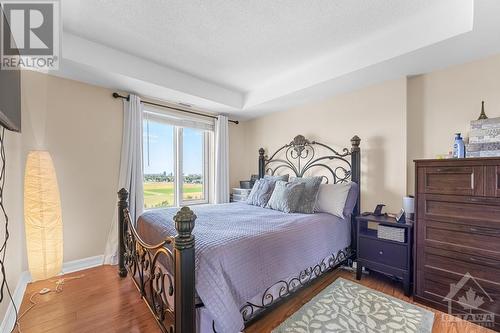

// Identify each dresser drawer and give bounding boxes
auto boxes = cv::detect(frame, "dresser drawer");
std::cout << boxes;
[423,219,500,255]
[424,246,500,283]
[417,166,484,196]
[486,165,500,197]
[418,194,500,228]
[418,269,500,319]
[358,236,407,269]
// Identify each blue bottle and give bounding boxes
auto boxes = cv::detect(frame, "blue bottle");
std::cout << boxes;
[453,133,465,158]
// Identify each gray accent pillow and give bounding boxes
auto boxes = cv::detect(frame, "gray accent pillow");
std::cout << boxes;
[264,174,289,182]
[292,176,323,214]
[246,179,275,207]
[266,181,306,213]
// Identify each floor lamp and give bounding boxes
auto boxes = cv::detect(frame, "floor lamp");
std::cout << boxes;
[24,151,63,281]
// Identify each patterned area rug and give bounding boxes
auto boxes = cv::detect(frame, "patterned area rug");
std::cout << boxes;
[273,278,434,333]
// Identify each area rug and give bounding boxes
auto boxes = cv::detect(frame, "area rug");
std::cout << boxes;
[272,278,434,333]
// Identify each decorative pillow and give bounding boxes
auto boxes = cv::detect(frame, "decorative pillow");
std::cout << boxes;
[264,174,289,182]
[266,181,305,213]
[291,176,323,214]
[314,182,352,218]
[246,179,275,207]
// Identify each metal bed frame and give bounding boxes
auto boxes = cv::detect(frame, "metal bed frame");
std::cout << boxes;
[117,134,361,333]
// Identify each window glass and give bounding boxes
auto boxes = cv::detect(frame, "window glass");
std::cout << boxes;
[182,128,205,202]
[143,120,175,209]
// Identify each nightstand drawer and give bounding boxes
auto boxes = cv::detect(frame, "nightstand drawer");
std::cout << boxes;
[358,237,407,269]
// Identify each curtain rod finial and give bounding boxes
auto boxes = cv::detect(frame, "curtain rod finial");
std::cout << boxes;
[112,92,120,98]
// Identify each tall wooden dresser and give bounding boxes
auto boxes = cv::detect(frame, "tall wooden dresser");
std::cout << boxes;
[414,158,500,330]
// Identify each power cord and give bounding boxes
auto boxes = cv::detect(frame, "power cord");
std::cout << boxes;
[11,274,85,333]
[0,127,19,332]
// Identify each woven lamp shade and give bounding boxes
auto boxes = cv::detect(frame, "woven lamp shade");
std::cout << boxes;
[24,151,63,281]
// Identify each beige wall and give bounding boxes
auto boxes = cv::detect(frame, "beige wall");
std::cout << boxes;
[229,123,249,189]
[0,71,122,322]
[230,53,500,212]
[20,70,123,264]
[231,78,408,213]
[407,54,500,194]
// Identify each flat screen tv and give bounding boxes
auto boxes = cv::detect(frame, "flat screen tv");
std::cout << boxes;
[0,67,21,132]
[0,8,21,133]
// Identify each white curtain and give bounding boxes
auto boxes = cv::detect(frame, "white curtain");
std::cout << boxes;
[103,95,144,265]
[214,115,230,204]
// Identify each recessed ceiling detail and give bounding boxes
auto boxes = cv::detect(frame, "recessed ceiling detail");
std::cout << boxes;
[51,0,500,118]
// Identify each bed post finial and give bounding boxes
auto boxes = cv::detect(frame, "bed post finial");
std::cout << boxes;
[174,206,196,248]
[350,135,361,191]
[258,148,265,178]
[117,188,129,278]
[351,135,361,152]
[173,206,196,333]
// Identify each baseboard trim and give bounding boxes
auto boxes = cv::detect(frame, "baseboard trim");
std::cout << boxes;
[0,255,104,332]
[0,271,31,333]
[62,255,104,274]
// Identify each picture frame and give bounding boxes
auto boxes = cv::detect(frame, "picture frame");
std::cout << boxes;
[395,208,406,223]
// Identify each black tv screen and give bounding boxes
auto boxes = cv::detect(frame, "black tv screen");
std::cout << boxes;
[0,8,21,133]
[0,66,21,133]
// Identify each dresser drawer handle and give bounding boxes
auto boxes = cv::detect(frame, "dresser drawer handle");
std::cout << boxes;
[469,227,500,235]
[435,167,465,173]
[469,256,500,268]
[468,196,499,203]
[378,251,384,255]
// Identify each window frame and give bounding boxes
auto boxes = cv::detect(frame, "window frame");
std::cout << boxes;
[143,109,212,209]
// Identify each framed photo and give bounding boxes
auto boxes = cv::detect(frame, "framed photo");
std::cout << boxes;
[395,208,406,223]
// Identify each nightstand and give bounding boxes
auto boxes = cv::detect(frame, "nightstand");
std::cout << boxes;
[231,188,252,202]
[356,213,413,296]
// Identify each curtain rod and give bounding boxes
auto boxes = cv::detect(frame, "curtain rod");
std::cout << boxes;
[112,93,239,125]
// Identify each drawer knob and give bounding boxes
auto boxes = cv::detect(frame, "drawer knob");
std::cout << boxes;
[379,251,383,255]
[469,226,500,235]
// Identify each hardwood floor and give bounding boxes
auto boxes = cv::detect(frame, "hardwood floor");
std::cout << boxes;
[15,265,493,333]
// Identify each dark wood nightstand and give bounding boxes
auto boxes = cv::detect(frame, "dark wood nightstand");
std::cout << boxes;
[356,213,413,296]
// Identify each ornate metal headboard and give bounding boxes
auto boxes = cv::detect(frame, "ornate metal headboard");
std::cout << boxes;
[258,134,361,247]
[258,135,360,185]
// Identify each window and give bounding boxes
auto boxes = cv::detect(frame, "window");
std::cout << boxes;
[143,111,212,209]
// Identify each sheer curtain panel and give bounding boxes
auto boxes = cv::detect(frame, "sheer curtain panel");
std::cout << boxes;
[103,94,144,264]
[214,115,230,204]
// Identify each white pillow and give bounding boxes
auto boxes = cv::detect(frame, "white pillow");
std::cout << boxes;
[314,182,352,218]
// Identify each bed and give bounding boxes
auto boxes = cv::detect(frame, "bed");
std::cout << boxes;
[117,134,361,333]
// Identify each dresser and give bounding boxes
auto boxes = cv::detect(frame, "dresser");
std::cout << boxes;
[414,158,500,330]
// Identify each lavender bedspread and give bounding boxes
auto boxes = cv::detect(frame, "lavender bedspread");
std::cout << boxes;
[137,203,351,333]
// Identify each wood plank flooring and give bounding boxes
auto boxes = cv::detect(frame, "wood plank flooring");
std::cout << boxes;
[14,265,493,333]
